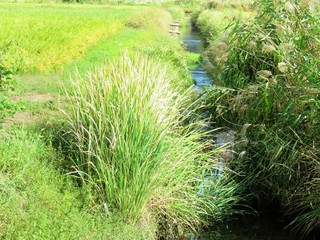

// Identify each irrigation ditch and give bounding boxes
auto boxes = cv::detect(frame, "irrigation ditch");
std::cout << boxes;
[180,18,306,240]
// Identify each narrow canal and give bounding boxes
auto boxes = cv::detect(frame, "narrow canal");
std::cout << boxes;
[181,20,211,90]
[181,19,298,240]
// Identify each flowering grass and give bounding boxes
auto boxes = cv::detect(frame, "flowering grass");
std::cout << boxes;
[63,53,239,235]
[197,0,320,236]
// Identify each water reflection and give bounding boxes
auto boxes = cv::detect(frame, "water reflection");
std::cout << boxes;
[182,20,211,90]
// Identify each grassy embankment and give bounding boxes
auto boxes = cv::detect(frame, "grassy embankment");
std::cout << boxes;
[0,3,176,239]
[0,3,240,238]
[193,0,320,237]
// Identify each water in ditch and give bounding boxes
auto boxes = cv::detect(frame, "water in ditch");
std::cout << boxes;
[181,20,211,91]
[181,19,297,240]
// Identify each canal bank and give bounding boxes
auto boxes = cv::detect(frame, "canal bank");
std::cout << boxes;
[181,17,310,240]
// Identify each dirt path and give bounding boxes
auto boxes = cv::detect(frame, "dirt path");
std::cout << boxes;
[2,93,54,128]
[10,93,53,103]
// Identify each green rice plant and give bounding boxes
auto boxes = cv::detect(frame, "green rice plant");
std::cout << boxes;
[0,3,134,73]
[63,53,240,235]
[64,6,183,77]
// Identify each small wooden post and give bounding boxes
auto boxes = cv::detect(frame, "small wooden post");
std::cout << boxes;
[169,21,180,36]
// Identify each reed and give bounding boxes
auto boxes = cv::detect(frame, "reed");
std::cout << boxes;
[197,0,320,235]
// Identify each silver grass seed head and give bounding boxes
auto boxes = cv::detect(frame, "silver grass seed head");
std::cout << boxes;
[284,2,295,12]
[262,44,276,53]
[257,70,273,78]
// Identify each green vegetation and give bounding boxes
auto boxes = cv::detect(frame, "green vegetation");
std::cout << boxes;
[192,8,253,44]
[195,0,320,236]
[0,2,241,239]
[0,54,12,90]
[0,3,133,73]
[2,0,319,238]
[0,129,153,239]
[64,53,239,236]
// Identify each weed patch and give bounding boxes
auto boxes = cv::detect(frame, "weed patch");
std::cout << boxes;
[198,0,320,236]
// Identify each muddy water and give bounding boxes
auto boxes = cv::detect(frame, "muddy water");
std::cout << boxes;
[181,20,296,240]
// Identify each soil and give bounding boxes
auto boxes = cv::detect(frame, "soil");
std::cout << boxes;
[10,93,53,103]
[2,93,54,129]
[2,111,34,128]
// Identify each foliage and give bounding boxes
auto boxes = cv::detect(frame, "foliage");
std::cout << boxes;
[198,0,320,236]
[0,53,13,91]
[203,0,254,10]
[195,10,219,44]
[0,129,152,239]
[0,97,30,122]
[0,3,243,238]
[166,6,187,27]
[125,8,172,31]
[193,8,253,46]
[138,35,192,88]
[193,8,253,81]
[63,53,239,236]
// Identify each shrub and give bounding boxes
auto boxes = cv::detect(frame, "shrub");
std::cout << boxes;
[195,10,220,44]
[194,9,249,46]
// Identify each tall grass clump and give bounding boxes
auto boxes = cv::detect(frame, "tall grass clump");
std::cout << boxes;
[63,53,239,236]
[191,8,253,81]
[198,0,320,236]
[193,9,245,44]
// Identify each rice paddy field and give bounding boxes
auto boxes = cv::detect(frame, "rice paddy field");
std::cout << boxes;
[0,4,128,72]
[0,0,319,239]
